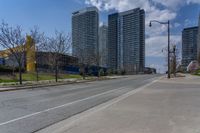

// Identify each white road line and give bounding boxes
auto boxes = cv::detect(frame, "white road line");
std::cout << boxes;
[0,76,160,127]
[37,76,162,133]
[0,87,125,126]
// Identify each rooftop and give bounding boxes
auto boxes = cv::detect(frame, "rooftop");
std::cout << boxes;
[72,6,98,16]
[183,26,198,31]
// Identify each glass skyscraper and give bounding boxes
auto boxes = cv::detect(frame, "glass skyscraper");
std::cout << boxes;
[108,8,145,74]
[72,7,99,65]
[197,15,200,63]
[182,27,199,69]
[99,24,108,67]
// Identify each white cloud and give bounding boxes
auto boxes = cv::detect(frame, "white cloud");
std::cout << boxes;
[85,0,151,12]
[174,22,181,28]
[99,21,104,26]
[152,0,185,10]
[85,0,103,9]
[85,0,197,60]
[85,0,200,29]
[85,0,177,37]
[187,0,200,4]
[183,19,197,28]
[145,8,176,37]
[146,35,181,57]
[85,0,199,12]
[184,19,191,27]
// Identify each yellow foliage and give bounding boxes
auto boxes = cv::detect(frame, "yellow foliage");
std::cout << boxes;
[26,36,36,72]
[0,36,36,72]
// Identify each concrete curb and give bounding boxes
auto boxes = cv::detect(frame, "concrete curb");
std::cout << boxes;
[0,80,87,92]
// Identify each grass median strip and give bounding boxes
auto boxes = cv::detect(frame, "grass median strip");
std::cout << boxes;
[0,73,82,83]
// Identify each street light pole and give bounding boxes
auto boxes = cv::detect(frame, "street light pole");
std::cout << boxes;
[149,20,171,78]
[34,61,39,82]
[167,20,170,79]
[35,46,39,82]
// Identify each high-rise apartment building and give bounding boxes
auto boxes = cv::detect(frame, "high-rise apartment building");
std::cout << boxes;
[72,7,99,65]
[197,15,200,63]
[182,27,199,69]
[99,24,108,67]
[108,13,118,70]
[108,8,145,74]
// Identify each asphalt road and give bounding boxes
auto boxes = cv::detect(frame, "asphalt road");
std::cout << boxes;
[0,75,159,133]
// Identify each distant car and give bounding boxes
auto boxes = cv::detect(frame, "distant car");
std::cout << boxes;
[144,67,156,74]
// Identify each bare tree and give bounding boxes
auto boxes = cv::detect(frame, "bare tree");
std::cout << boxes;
[29,26,46,52]
[0,48,16,77]
[162,40,181,76]
[76,50,87,79]
[93,48,109,77]
[74,45,100,79]
[30,26,45,45]
[91,51,99,77]
[170,40,181,76]
[42,31,71,82]
[0,21,26,84]
[29,26,46,81]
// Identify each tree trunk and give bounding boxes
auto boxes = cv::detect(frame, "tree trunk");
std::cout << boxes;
[174,55,176,77]
[80,64,85,80]
[19,65,22,85]
[55,61,58,82]
[82,66,86,80]
[35,62,39,82]
[97,67,100,78]
[97,57,100,78]
[12,65,15,76]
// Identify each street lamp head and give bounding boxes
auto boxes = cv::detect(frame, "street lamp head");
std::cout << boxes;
[149,22,152,27]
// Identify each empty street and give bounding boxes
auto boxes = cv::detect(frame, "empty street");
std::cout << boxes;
[0,75,159,133]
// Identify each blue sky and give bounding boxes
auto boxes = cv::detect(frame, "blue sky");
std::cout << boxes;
[0,0,200,73]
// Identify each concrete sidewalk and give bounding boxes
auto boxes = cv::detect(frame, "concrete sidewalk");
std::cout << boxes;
[38,75,200,133]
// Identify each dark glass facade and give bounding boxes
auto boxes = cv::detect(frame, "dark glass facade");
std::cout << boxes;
[72,7,99,65]
[108,8,145,74]
[182,27,198,69]
[99,25,108,67]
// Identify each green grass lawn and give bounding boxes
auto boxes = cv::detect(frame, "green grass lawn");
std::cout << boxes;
[0,78,18,83]
[0,73,82,83]
[194,69,200,76]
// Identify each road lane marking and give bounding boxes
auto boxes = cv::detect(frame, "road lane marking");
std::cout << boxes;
[0,87,126,126]
[37,76,163,133]
[0,76,160,127]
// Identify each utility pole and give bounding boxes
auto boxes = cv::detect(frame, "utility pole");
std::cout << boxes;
[149,20,171,78]
[167,20,170,78]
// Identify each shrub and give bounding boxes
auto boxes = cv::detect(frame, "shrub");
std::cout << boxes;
[0,65,13,73]
[107,69,113,76]
[120,70,126,75]
[99,69,105,76]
